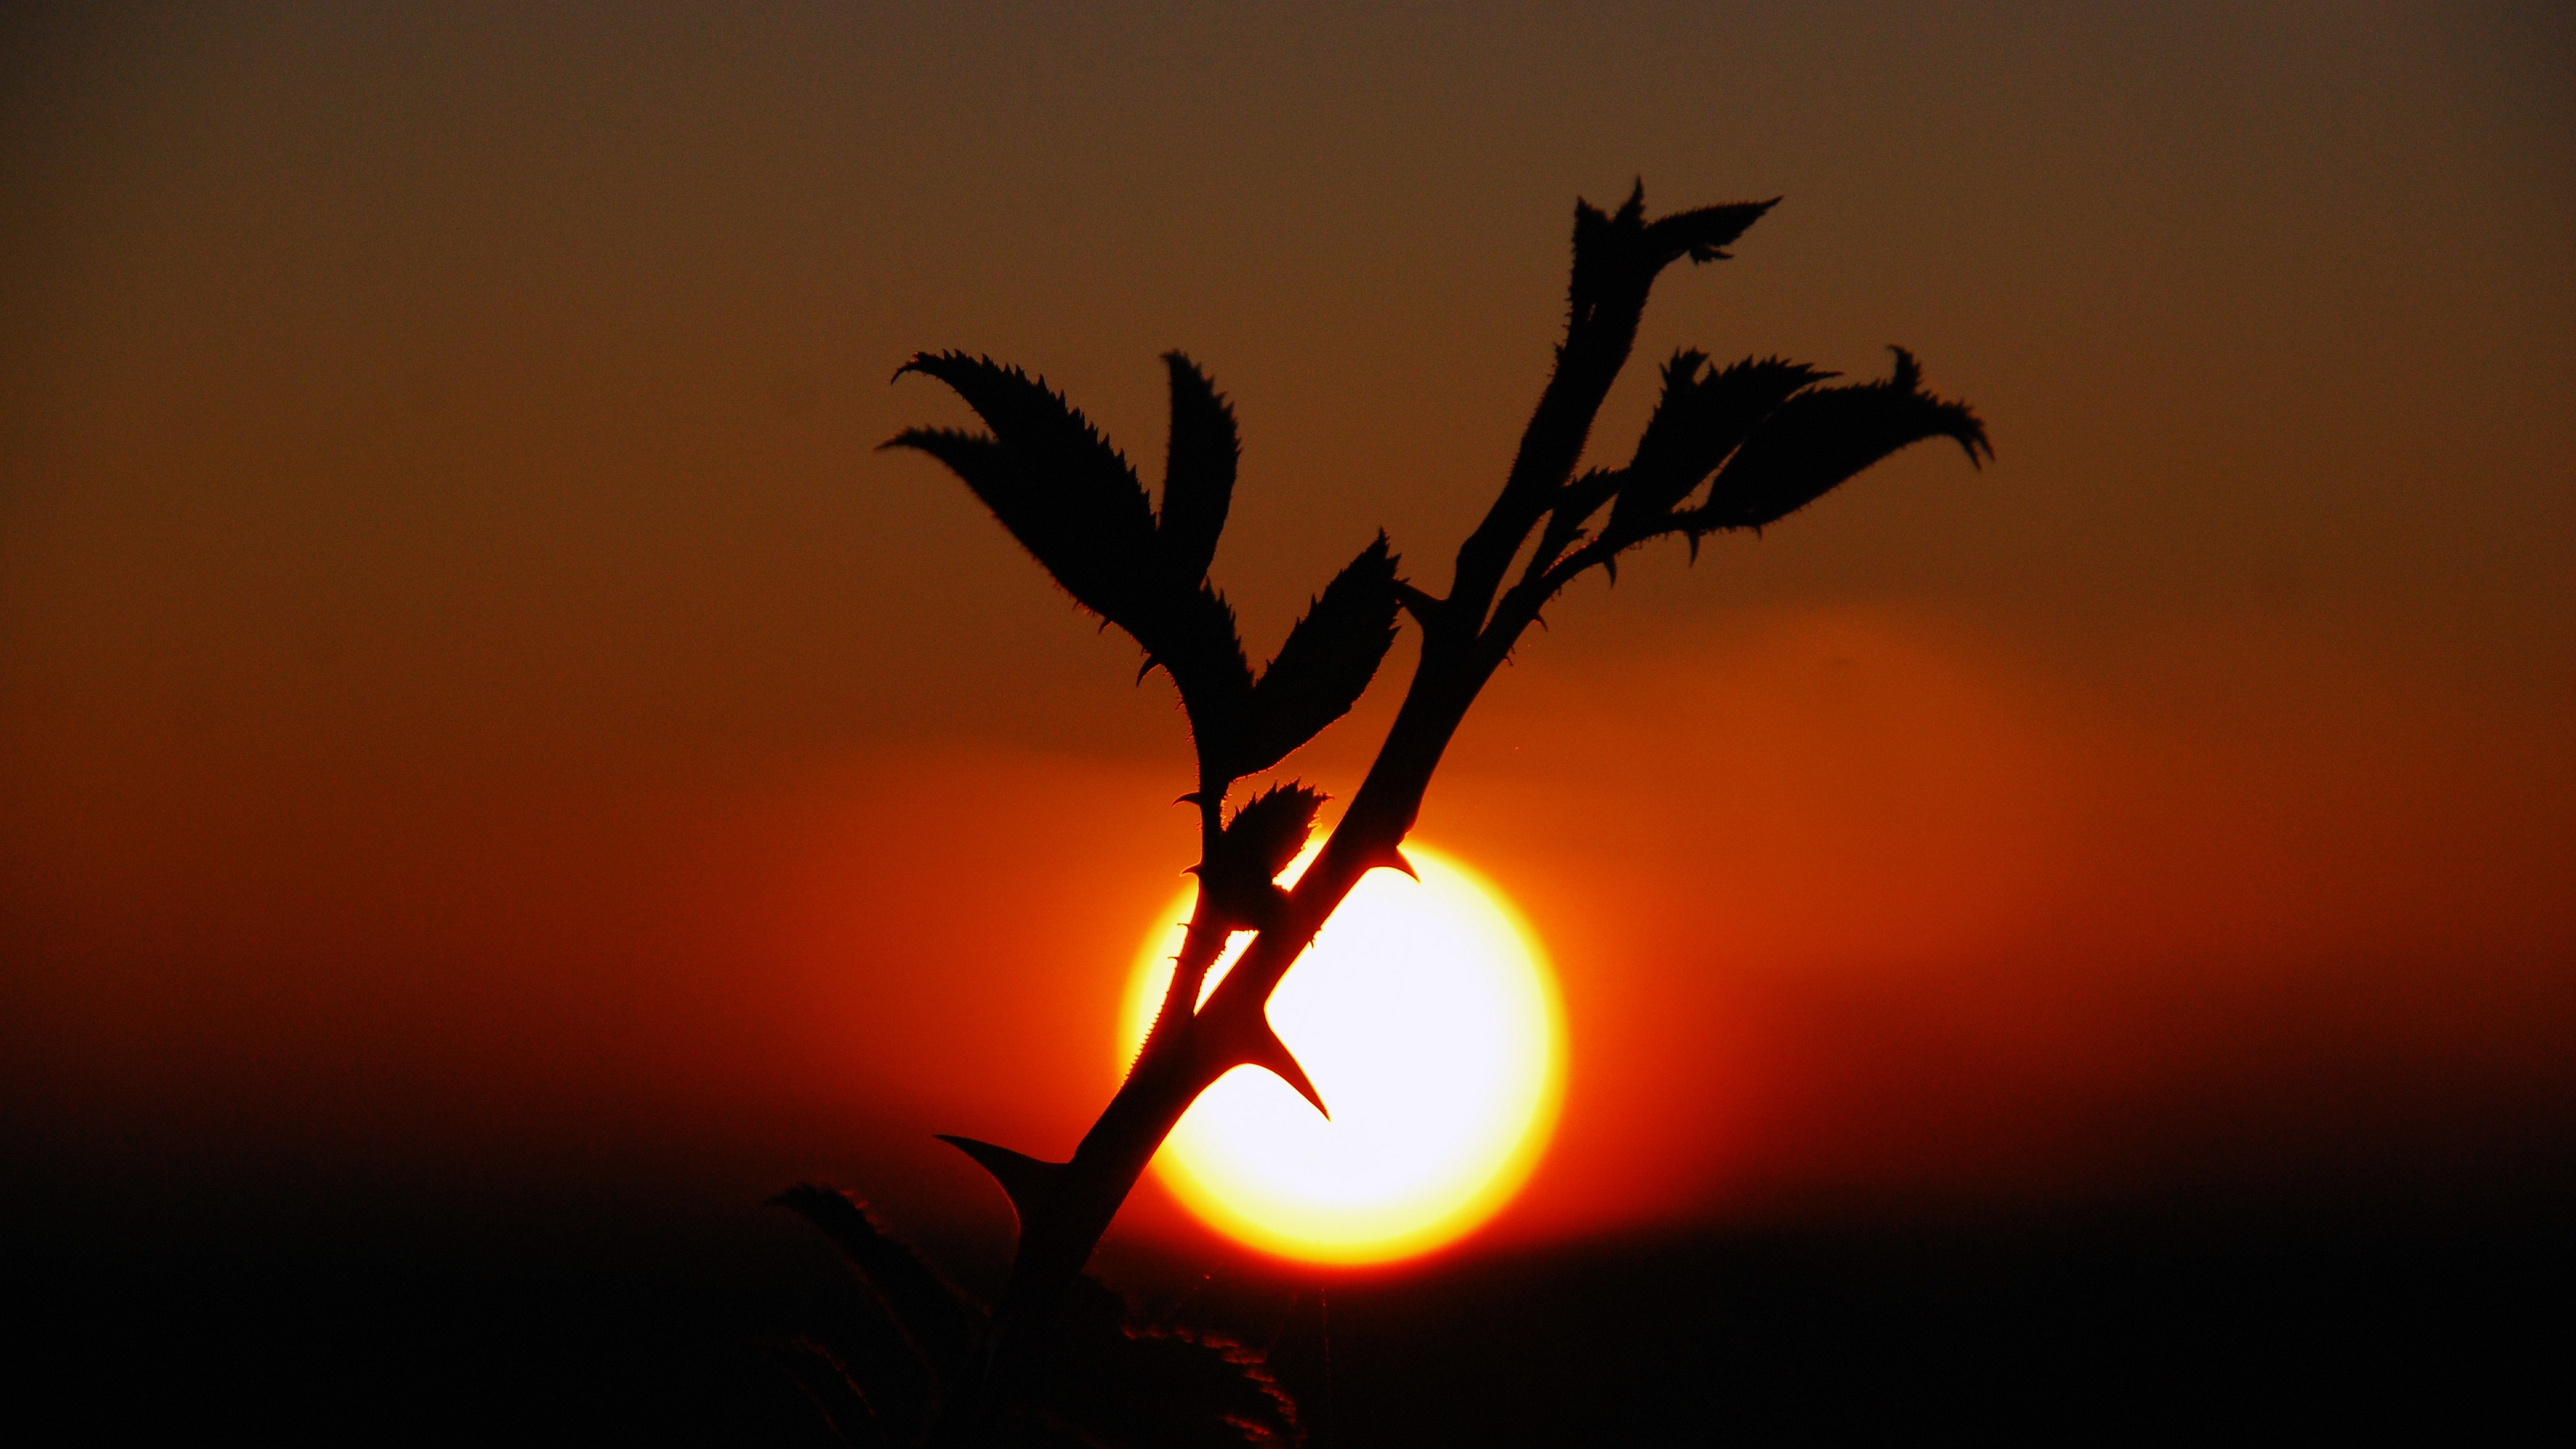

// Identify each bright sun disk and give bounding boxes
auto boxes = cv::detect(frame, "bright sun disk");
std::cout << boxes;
[1120,842,1563,1265]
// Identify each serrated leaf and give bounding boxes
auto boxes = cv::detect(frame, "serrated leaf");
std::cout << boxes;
[890,352,1264,776]
[1155,352,1237,589]
[771,1185,985,1385]
[1235,535,1399,777]
[1219,784,1326,883]
[1690,347,1990,533]
[768,1338,894,1449]
[1644,197,1778,266]
[777,1188,1300,1447]
[1020,1277,1299,1449]
[1532,466,1627,568]
[1564,184,1648,339]
[1189,782,1325,933]
[885,352,1157,625]
[1134,580,1254,771]
[1568,184,1776,332]
[1606,353,1833,537]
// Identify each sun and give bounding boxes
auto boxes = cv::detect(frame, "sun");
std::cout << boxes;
[1120,842,1564,1265]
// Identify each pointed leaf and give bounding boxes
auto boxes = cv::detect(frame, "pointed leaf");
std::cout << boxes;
[1627,347,1717,468]
[1021,1276,1301,1448]
[1085,1332,1299,1448]
[1564,183,1650,334]
[1190,783,1321,930]
[1155,352,1238,588]
[1606,353,1832,537]
[890,352,1268,773]
[1644,197,1778,266]
[1568,185,1777,333]
[1216,782,1326,883]
[1691,347,1989,533]
[1235,535,1400,777]
[768,1338,895,1449]
[886,352,1157,625]
[1482,184,1780,554]
[771,1185,986,1379]
[1134,580,1255,772]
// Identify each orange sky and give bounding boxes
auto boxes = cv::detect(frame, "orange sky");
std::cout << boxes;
[4,3,2570,1257]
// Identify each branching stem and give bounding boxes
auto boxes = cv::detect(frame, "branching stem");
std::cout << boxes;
[912,186,1986,1438]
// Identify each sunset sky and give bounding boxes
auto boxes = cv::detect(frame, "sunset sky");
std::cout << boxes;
[5,0,2570,1295]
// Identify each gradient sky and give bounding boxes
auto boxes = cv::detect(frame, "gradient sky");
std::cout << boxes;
[5,2,2570,1258]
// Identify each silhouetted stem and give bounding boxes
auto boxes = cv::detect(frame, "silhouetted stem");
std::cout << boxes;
[904,191,1991,1448]
[975,521,1536,1435]
[1450,282,1648,633]
[966,195,1694,1433]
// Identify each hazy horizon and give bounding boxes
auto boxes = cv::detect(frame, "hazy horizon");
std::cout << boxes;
[6,2,2571,1271]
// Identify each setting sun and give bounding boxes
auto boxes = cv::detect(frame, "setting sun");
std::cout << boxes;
[1122,843,1564,1265]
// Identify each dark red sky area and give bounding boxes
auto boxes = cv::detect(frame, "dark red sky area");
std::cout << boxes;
[4,3,2571,1258]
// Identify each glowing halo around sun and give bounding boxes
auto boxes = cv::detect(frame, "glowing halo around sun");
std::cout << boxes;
[1120,843,1564,1265]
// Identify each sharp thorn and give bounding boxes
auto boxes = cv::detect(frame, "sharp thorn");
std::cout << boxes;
[1388,848,1419,881]
[934,1134,1066,1228]
[1241,1023,1330,1121]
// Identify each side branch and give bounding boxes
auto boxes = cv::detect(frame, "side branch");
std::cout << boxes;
[1444,188,1775,635]
[881,186,1991,1442]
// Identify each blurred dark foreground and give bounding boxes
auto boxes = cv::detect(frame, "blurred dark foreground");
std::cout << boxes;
[6,1173,2566,1446]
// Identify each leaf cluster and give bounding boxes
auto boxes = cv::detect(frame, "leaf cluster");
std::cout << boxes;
[1546,344,1988,584]
[838,179,1998,1436]
[886,353,1399,798]
[773,1185,1297,1448]
[1468,186,1989,647]
[1187,783,1325,930]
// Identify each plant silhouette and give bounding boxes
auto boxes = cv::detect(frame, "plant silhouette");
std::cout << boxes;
[782,182,1988,1446]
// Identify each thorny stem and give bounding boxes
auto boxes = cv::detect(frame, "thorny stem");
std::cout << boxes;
[960,189,1778,1430]
[973,602,1507,1428]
